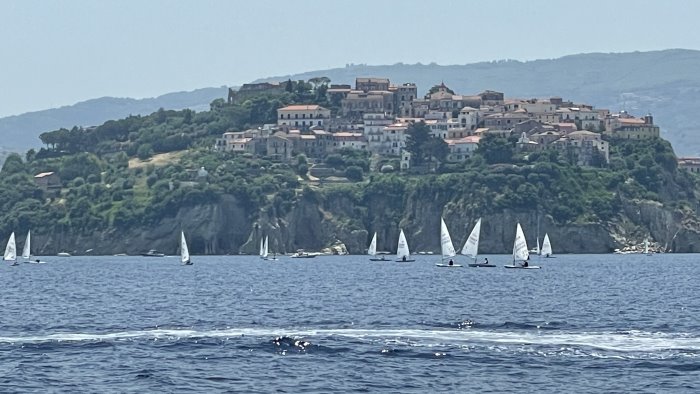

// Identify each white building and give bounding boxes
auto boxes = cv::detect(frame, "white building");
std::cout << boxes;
[277,105,331,130]
[457,106,479,131]
[445,136,480,162]
[367,123,408,156]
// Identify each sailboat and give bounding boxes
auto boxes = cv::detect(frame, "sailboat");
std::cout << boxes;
[368,232,388,261]
[504,223,540,269]
[180,231,192,265]
[395,229,415,262]
[463,218,495,267]
[644,238,652,256]
[4,232,19,266]
[530,238,541,255]
[21,230,43,263]
[436,218,461,267]
[541,233,554,258]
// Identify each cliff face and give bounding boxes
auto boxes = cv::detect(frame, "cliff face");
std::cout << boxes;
[31,189,700,256]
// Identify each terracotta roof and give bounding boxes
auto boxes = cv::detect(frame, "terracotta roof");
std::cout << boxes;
[279,105,327,111]
[619,118,646,125]
[568,130,600,138]
[445,136,481,145]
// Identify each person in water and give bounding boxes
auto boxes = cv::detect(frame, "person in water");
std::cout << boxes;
[448,259,454,266]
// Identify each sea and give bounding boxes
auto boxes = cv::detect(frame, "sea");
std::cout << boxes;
[0,253,698,393]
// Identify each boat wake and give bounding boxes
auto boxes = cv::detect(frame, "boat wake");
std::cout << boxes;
[2,327,699,359]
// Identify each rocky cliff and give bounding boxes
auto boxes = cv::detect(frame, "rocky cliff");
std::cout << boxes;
[30,186,700,256]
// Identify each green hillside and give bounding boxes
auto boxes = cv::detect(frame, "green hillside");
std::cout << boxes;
[2,81,699,255]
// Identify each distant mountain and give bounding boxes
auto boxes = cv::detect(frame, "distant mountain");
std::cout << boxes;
[3,50,700,155]
[0,87,227,151]
[260,49,700,156]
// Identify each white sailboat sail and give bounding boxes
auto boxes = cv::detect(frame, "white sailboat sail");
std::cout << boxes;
[4,232,17,261]
[512,223,529,263]
[368,232,377,256]
[461,218,481,260]
[541,233,552,257]
[396,229,411,260]
[643,238,649,255]
[21,230,31,259]
[440,218,456,260]
[262,236,269,259]
[535,238,540,255]
[180,231,191,265]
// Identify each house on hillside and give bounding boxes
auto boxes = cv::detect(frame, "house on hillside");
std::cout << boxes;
[34,171,61,194]
[267,132,293,161]
[277,105,331,130]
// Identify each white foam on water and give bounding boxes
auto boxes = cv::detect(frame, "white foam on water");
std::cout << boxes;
[2,327,699,355]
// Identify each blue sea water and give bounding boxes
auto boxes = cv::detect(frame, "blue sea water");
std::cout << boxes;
[0,253,698,393]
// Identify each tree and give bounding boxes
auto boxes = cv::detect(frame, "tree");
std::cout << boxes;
[475,134,514,164]
[345,166,363,182]
[424,137,448,165]
[405,122,431,166]
[1,153,25,175]
[137,144,154,160]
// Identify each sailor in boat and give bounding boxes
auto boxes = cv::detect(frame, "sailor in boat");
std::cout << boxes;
[521,257,529,268]
[402,255,407,262]
[448,259,454,266]
[484,258,489,265]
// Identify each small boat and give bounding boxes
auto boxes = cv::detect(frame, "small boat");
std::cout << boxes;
[141,249,165,257]
[395,229,415,262]
[4,232,19,266]
[57,252,71,257]
[291,249,316,258]
[436,218,462,267]
[541,233,554,258]
[180,231,192,265]
[368,232,388,261]
[504,223,540,269]
[463,218,495,267]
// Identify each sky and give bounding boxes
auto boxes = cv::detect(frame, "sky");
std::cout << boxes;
[2,0,700,118]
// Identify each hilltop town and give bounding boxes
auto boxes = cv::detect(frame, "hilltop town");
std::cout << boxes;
[6,73,700,256]
[216,77,661,174]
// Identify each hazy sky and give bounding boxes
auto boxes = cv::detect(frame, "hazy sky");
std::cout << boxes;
[2,0,700,118]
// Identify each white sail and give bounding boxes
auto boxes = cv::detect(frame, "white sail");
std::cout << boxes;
[440,218,456,259]
[541,233,553,256]
[368,232,377,256]
[461,218,481,259]
[512,223,529,263]
[262,236,269,259]
[21,230,31,259]
[643,238,649,255]
[535,238,540,255]
[4,232,17,261]
[180,231,190,264]
[396,229,410,259]
[259,238,264,258]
